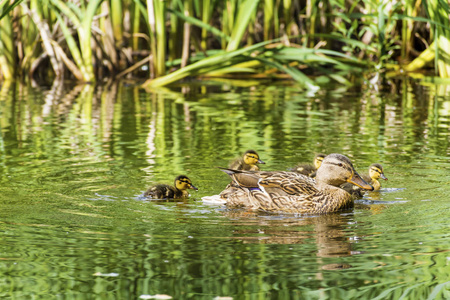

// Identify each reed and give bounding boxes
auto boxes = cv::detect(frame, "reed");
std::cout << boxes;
[0,0,22,80]
[0,0,449,85]
[0,11,15,80]
[424,0,450,77]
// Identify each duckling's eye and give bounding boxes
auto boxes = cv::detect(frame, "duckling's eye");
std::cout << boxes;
[338,163,343,167]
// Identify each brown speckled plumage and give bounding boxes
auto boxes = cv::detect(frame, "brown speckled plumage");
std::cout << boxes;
[220,154,374,214]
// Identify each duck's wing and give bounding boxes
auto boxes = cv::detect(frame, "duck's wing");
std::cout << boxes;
[220,168,261,188]
[226,186,321,213]
[258,171,318,195]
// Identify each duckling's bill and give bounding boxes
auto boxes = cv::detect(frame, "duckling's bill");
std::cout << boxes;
[348,172,374,191]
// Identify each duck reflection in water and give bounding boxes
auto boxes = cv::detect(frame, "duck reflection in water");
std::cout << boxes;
[221,210,357,270]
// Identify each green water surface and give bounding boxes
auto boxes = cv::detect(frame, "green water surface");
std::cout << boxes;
[0,79,449,299]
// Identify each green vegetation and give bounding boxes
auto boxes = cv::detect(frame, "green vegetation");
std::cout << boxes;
[0,0,449,87]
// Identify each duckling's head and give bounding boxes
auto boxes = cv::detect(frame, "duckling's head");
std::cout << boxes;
[368,163,388,181]
[243,150,265,166]
[174,175,198,191]
[316,153,374,190]
[314,153,327,169]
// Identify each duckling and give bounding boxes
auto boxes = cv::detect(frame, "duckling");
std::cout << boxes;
[144,175,198,199]
[229,149,265,171]
[341,163,388,198]
[291,153,326,177]
[220,153,373,214]
[220,150,265,199]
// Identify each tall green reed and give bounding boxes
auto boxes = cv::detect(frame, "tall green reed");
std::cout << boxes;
[1,0,449,85]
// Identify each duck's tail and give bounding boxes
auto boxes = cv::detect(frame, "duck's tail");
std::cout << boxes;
[217,167,260,188]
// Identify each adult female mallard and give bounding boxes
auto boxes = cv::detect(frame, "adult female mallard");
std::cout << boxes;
[341,163,388,198]
[291,153,326,177]
[220,153,373,214]
[229,149,265,171]
[144,175,198,199]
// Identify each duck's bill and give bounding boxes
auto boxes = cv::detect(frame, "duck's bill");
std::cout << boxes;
[258,159,266,164]
[348,172,374,191]
[190,185,199,191]
[380,173,388,180]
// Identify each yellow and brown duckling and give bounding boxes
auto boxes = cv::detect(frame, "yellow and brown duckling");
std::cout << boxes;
[341,163,388,198]
[220,150,265,199]
[229,149,265,171]
[144,175,198,199]
[291,153,327,177]
[220,153,373,214]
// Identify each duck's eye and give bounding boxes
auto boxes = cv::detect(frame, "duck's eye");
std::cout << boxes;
[338,163,343,167]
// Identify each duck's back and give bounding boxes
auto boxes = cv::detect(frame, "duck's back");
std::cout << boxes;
[144,184,183,199]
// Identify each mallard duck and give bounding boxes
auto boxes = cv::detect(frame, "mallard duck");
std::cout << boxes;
[341,163,388,198]
[229,149,265,171]
[143,175,198,199]
[220,153,373,214]
[291,153,326,177]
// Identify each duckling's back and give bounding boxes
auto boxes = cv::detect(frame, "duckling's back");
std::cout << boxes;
[291,163,316,177]
[229,158,260,171]
[144,184,182,199]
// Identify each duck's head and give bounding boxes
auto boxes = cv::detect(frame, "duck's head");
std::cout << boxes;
[316,153,374,190]
[368,163,388,181]
[243,150,265,166]
[175,175,198,191]
[314,153,327,169]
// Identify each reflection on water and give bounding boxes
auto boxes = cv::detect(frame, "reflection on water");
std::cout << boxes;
[0,79,449,299]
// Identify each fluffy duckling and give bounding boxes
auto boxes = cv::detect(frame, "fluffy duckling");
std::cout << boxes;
[291,153,326,177]
[144,175,198,199]
[219,150,265,199]
[229,149,265,171]
[220,153,373,214]
[341,163,388,198]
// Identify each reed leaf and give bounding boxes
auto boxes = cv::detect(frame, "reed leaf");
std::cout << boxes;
[226,0,260,51]
[0,0,23,20]
[110,0,123,47]
[167,7,230,42]
[254,56,319,90]
[53,10,84,80]
[264,0,274,40]
[145,40,274,87]
[0,12,15,79]
[49,0,102,82]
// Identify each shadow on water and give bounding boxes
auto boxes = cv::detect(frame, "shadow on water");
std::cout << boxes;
[0,78,449,299]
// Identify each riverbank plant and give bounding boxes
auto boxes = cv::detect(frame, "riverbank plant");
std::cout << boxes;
[0,0,448,87]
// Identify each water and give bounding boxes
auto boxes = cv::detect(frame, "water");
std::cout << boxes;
[0,78,449,299]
